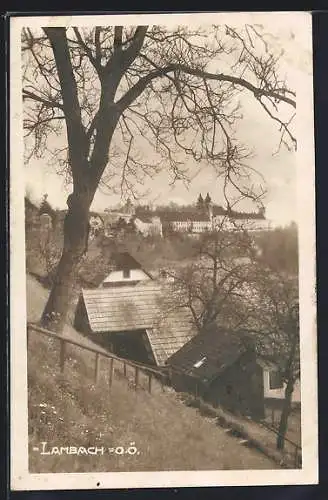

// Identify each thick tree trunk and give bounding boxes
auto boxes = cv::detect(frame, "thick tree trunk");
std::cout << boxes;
[39,29,121,334]
[40,192,91,333]
[276,377,294,450]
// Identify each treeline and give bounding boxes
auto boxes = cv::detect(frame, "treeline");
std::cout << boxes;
[25,193,298,289]
[255,223,298,275]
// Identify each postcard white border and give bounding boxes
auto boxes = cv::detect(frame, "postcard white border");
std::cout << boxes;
[10,11,318,490]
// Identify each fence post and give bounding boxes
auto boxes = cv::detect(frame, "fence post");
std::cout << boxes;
[94,353,100,384]
[195,382,198,400]
[135,367,139,390]
[109,358,114,388]
[294,446,300,468]
[148,373,152,394]
[168,368,172,386]
[123,361,127,377]
[59,339,66,373]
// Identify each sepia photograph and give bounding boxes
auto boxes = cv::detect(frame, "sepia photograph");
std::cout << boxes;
[10,12,317,490]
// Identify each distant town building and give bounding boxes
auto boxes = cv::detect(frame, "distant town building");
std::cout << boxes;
[39,213,53,231]
[96,196,272,240]
[103,198,136,225]
[39,193,56,230]
[167,325,300,419]
[89,213,104,239]
[134,215,163,237]
[124,197,135,216]
[196,193,204,210]
[161,199,272,234]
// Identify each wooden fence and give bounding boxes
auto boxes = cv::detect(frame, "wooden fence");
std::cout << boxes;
[27,322,168,394]
[27,322,302,468]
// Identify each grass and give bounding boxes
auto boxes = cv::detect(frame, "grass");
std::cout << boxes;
[27,274,278,473]
[185,397,301,469]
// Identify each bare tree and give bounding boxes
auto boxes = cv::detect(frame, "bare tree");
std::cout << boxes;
[22,24,296,331]
[169,229,300,450]
[247,267,300,450]
[167,219,256,333]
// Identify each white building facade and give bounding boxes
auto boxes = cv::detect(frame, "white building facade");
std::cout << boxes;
[134,216,163,237]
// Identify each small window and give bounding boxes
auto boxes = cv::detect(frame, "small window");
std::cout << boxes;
[269,370,284,390]
[123,268,130,279]
[193,356,206,369]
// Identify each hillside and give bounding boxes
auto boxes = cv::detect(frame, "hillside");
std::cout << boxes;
[27,275,278,473]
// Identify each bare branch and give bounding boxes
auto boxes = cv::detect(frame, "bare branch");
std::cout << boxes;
[73,27,102,74]
[24,24,297,211]
[23,89,63,110]
[114,26,123,51]
[43,27,89,176]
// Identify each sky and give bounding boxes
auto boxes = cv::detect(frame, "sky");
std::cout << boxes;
[23,18,312,227]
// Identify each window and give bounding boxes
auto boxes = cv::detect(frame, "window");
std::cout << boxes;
[269,370,284,390]
[123,268,130,279]
[193,356,206,369]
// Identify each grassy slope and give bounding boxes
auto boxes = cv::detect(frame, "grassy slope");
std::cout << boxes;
[27,274,278,473]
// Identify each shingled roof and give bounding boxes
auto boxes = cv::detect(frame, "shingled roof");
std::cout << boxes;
[167,325,255,383]
[79,284,196,366]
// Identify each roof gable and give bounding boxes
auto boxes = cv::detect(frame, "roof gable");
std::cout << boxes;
[134,215,155,224]
[109,252,152,279]
[161,211,211,222]
[110,251,142,270]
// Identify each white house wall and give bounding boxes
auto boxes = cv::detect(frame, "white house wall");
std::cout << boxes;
[102,269,151,285]
[170,216,272,234]
[262,370,301,403]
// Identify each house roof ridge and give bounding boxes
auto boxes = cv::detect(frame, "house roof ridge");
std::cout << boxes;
[77,284,196,367]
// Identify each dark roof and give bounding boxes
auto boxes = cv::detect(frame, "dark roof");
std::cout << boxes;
[167,325,254,382]
[79,284,196,365]
[212,205,227,216]
[157,211,211,222]
[256,357,279,372]
[101,252,153,282]
[228,210,265,220]
[110,251,143,270]
[136,205,266,222]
